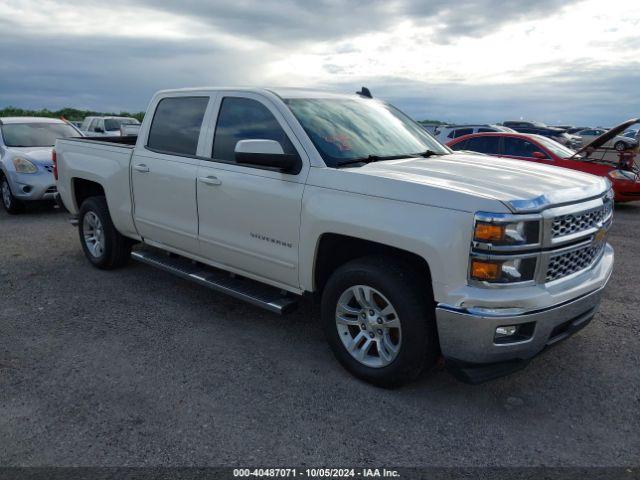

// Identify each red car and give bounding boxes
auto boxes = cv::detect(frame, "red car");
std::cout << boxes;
[447,128,640,202]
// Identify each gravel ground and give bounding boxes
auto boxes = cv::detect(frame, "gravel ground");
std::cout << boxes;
[0,203,638,467]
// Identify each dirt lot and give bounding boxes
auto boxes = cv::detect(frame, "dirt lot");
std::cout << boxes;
[0,203,638,467]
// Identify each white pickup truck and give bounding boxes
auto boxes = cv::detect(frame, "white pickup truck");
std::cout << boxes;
[54,87,614,386]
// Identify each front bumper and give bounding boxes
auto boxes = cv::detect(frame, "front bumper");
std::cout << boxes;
[436,246,613,383]
[6,170,56,201]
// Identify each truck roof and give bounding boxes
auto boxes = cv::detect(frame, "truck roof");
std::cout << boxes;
[155,87,361,100]
[0,117,66,124]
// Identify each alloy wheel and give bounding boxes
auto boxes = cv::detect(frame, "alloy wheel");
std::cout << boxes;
[335,285,402,368]
[1,179,11,209]
[83,211,105,258]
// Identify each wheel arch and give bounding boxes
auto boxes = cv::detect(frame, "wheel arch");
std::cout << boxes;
[71,177,106,211]
[311,233,434,298]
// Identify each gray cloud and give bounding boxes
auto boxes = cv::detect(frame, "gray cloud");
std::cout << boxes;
[343,61,640,126]
[0,33,265,112]
[29,0,580,45]
[0,0,637,129]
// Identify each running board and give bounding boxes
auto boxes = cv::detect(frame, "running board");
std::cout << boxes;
[131,249,299,315]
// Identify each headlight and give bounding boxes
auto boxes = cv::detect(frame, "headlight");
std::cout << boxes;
[12,157,38,174]
[470,256,537,284]
[470,212,541,285]
[473,213,541,248]
[608,169,637,181]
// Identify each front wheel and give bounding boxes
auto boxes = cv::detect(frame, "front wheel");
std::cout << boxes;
[321,256,438,388]
[78,196,132,269]
[1,176,25,214]
[614,141,627,152]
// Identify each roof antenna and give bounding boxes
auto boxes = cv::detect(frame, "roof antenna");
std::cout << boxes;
[356,86,372,98]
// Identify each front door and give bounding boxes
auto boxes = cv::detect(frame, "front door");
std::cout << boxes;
[196,94,307,289]
[131,95,210,253]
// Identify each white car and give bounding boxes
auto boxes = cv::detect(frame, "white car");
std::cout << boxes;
[0,117,82,213]
[435,124,515,143]
[80,116,140,137]
[577,128,638,151]
[55,87,613,386]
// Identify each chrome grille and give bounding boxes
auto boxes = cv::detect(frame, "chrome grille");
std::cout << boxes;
[551,201,612,239]
[546,243,604,282]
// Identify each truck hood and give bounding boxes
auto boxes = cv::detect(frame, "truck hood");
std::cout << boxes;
[316,153,608,213]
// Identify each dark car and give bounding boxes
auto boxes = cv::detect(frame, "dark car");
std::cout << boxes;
[502,120,581,148]
[502,120,565,136]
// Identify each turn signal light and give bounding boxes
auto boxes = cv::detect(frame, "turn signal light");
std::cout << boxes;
[474,223,505,242]
[470,259,501,281]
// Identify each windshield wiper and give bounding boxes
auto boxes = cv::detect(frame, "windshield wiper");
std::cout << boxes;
[337,154,422,168]
[414,150,445,158]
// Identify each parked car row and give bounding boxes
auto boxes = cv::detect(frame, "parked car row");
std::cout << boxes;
[433,120,640,153]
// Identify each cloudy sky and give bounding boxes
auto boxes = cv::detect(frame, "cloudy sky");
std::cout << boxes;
[1,0,639,125]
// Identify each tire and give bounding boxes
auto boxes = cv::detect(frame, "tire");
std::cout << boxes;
[614,141,626,152]
[321,256,438,388]
[78,196,132,269]
[1,175,25,214]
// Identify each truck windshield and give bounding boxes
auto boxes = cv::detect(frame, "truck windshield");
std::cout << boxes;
[284,98,449,167]
[1,123,81,147]
[104,118,139,131]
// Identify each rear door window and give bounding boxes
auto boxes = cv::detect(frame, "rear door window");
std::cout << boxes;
[464,136,501,155]
[147,96,209,156]
[503,138,541,157]
[212,97,296,163]
[450,139,468,150]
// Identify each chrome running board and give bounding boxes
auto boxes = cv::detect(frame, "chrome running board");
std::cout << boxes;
[131,249,299,315]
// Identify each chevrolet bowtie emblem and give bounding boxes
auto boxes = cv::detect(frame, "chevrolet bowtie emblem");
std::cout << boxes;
[594,226,607,244]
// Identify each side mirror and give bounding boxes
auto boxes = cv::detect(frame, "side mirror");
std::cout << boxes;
[234,139,301,174]
[531,151,548,159]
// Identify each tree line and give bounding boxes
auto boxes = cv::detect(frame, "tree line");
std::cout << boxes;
[0,106,145,122]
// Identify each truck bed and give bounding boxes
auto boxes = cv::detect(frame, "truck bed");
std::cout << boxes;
[55,135,138,238]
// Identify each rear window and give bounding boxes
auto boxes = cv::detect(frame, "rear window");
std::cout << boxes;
[105,118,139,131]
[147,97,209,156]
[451,128,473,138]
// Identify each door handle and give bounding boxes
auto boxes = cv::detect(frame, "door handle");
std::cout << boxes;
[199,176,222,186]
[133,164,150,173]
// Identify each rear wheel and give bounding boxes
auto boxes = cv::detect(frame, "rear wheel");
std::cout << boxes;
[1,175,25,214]
[78,196,132,269]
[321,256,438,388]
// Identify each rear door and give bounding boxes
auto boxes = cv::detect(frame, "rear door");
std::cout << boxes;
[131,94,212,254]
[195,93,308,289]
